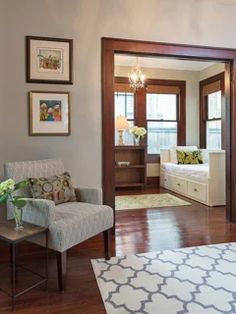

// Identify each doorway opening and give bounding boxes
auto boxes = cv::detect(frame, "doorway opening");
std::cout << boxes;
[102,38,235,226]
[113,55,226,213]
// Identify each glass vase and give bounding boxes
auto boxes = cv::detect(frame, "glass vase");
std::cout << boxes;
[134,136,140,146]
[13,207,24,231]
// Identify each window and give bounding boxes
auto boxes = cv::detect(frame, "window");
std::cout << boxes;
[206,91,222,149]
[200,73,224,149]
[114,91,134,145]
[113,78,186,153]
[146,93,178,154]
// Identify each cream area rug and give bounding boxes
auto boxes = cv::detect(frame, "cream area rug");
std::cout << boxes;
[92,243,236,314]
[115,193,191,210]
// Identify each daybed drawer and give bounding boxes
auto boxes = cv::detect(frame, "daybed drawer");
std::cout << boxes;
[161,173,172,188]
[188,181,207,202]
[173,177,187,194]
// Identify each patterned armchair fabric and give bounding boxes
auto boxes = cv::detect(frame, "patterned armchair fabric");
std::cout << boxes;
[4,159,65,191]
[23,198,56,228]
[4,159,114,252]
[75,188,103,205]
[4,159,64,219]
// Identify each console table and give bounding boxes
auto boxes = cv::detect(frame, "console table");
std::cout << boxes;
[0,221,48,311]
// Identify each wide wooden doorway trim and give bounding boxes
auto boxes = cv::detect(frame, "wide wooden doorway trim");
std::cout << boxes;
[102,37,235,223]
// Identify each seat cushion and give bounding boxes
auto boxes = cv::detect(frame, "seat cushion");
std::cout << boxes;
[49,202,114,252]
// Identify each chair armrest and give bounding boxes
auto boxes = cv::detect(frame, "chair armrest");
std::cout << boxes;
[75,188,103,205]
[23,198,56,227]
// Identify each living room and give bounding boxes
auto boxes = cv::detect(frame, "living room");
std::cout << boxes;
[1,1,236,313]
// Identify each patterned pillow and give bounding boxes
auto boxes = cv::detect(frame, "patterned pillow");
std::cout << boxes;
[176,150,203,165]
[28,172,77,205]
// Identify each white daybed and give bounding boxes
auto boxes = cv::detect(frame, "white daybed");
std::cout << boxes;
[160,147,225,206]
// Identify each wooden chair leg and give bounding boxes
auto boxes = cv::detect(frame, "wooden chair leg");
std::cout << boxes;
[103,229,111,260]
[57,251,67,292]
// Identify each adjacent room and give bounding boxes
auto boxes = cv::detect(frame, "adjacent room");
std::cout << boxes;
[1,1,236,314]
[114,55,226,212]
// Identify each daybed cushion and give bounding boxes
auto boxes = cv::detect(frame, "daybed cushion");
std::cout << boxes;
[161,163,209,182]
[170,146,198,164]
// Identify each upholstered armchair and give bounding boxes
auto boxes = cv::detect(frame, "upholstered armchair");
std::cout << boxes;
[4,159,114,291]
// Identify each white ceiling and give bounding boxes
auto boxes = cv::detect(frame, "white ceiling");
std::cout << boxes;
[115,55,219,71]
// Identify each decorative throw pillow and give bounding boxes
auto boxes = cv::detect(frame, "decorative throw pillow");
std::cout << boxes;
[176,150,203,165]
[28,172,77,205]
[170,146,198,164]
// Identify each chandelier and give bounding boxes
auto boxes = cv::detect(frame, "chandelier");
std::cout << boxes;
[128,58,146,91]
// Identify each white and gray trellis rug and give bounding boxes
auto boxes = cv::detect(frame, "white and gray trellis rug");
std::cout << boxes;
[91,243,236,314]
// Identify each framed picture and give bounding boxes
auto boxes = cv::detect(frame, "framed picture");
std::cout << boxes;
[29,91,71,136]
[26,36,73,84]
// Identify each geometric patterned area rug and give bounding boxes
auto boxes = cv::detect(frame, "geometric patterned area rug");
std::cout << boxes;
[115,193,191,211]
[91,243,236,314]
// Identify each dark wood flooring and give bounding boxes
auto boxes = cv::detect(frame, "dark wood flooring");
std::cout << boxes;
[1,188,236,313]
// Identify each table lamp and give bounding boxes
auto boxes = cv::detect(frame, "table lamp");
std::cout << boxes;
[115,115,129,145]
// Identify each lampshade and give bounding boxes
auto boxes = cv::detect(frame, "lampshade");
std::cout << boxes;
[115,115,129,130]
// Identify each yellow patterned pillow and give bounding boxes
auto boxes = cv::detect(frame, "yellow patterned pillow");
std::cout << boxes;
[176,150,203,164]
[29,172,77,205]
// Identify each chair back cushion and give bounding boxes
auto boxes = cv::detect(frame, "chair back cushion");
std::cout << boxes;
[4,159,64,198]
[4,159,65,219]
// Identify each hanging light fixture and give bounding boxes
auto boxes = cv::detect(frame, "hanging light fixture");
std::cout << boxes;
[128,57,146,91]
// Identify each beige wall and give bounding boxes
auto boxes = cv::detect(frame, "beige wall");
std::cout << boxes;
[199,63,225,81]
[0,0,235,196]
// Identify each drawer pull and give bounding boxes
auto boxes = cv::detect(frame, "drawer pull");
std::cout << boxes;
[194,188,198,192]
[177,183,181,186]
[164,179,167,181]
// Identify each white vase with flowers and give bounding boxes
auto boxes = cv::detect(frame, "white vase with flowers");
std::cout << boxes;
[129,126,147,145]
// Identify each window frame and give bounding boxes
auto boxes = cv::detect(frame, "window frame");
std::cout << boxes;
[199,73,225,149]
[114,78,136,146]
[145,79,186,162]
[114,77,186,162]
[114,91,135,124]
[146,91,179,157]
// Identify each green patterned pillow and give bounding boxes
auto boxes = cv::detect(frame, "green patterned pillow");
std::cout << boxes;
[176,150,203,165]
[28,172,77,205]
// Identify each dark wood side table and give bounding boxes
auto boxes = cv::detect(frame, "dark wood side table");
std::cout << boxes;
[0,221,48,311]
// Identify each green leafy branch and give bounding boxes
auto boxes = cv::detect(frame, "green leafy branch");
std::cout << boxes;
[0,179,29,209]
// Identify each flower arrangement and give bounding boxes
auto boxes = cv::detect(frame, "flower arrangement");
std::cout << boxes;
[0,179,29,230]
[129,126,147,145]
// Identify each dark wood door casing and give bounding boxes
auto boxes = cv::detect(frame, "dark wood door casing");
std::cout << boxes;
[102,37,236,223]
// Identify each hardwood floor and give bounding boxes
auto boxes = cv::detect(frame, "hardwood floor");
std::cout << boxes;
[1,188,236,313]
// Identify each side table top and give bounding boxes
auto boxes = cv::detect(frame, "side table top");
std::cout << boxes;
[0,221,47,243]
